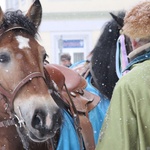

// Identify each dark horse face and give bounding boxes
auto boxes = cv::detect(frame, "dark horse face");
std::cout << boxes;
[0,0,62,142]
[91,11,132,100]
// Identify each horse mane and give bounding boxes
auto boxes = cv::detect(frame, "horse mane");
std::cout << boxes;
[91,11,125,100]
[0,10,37,36]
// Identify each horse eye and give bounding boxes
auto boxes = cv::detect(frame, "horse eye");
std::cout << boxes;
[0,53,10,63]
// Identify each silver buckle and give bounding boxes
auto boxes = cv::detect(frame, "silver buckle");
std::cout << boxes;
[14,114,25,128]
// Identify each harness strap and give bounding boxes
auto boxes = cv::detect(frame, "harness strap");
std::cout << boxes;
[63,84,84,150]
[79,115,95,150]
[63,85,96,150]
[71,61,97,150]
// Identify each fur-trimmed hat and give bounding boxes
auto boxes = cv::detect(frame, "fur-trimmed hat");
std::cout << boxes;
[122,1,150,39]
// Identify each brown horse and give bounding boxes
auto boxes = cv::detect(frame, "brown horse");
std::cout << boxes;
[0,0,62,149]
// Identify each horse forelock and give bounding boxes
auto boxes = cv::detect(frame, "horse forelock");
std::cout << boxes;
[0,10,37,37]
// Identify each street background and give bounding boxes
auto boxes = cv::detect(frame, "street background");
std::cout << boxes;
[0,0,143,64]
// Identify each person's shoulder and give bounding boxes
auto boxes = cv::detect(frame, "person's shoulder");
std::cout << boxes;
[116,60,150,89]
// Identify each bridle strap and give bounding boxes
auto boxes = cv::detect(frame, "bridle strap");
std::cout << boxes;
[0,72,44,108]
[0,26,31,37]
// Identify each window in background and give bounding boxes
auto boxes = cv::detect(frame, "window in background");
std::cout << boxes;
[6,0,19,10]
[74,52,84,63]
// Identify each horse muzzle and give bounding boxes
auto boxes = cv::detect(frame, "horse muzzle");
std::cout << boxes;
[28,108,62,142]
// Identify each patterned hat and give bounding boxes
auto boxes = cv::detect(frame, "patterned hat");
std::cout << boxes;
[122,1,150,39]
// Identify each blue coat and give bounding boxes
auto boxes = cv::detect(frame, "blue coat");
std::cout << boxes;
[56,61,110,150]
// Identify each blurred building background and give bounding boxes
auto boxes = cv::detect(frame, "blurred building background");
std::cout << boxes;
[0,0,142,64]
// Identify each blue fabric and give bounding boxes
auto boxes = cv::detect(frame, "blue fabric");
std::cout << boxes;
[69,60,86,69]
[124,50,150,72]
[85,74,110,144]
[116,38,122,78]
[116,35,129,78]
[57,111,81,150]
[56,61,110,150]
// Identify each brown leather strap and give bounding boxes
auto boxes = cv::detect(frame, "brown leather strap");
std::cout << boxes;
[63,84,83,149]
[79,114,95,150]
[0,72,44,109]
[62,89,97,150]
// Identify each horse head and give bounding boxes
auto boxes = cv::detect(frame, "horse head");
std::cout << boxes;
[91,11,125,99]
[0,0,62,143]
[110,12,132,55]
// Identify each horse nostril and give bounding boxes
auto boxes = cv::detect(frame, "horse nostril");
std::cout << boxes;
[33,115,42,129]
[32,110,45,130]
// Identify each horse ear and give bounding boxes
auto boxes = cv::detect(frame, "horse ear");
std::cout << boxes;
[0,7,4,25]
[109,12,124,28]
[26,0,42,29]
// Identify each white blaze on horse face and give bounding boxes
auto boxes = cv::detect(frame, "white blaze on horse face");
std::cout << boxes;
[46,113,51,127]
[15,35,30,49]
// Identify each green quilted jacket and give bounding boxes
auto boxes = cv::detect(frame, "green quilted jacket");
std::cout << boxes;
[96,59,150,150]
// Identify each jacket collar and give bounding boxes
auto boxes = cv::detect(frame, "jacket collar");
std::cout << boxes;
[123,44,150,72]
[128,42,150,61]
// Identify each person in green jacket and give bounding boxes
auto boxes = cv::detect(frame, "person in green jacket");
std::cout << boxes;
[96,1,150,150]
